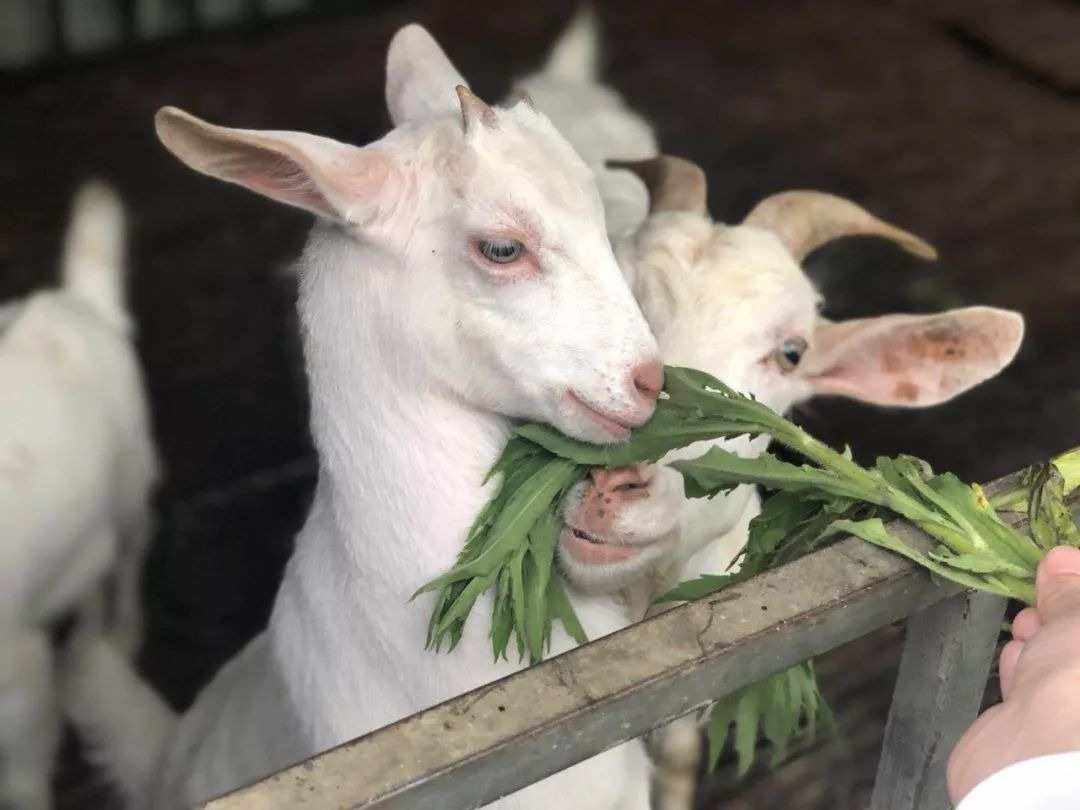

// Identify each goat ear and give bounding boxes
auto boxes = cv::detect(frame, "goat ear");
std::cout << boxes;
[155,107,391,224]
[385,24,468,126]
[800,306,1024,407]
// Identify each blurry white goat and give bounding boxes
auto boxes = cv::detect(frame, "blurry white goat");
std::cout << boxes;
[62,24,664,810]
[0,182,159,810]
[508,10,657,239]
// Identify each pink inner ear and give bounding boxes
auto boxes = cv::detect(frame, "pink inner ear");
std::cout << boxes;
[805,309,1023,408]
[235,156,331,216]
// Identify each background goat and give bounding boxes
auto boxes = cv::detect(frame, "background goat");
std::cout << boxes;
[0,182,158,810]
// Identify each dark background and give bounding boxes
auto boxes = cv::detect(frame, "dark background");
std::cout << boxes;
[3,1,1079,807]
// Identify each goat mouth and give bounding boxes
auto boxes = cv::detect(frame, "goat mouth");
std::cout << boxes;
[566,391,634,440]
[560,526,641,565]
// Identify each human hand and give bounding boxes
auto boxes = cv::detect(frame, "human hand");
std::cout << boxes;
[947,546,1080,803]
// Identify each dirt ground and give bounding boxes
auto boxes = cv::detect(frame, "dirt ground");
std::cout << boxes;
[3,1,1079,807]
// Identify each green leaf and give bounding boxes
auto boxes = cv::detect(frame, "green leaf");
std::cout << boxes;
[508,544,528,660]
[516,403,750,469]
[483,436,545,484]
[926,550,1030,578]
[733,685,762,777]
[415,458,581,595]
[762,674,796,762]
[673,447,865,501]
[705,662,834,777]
[1052,447,1080,496]
[822,518,1031,602]
[514,365,795,470]
[523,511,560,662]
[658,573,741,603]
[707,699,737,771]
[659,492,857,604]
[548,577,588,645]
[429,570,498,649]
[746,491,822,558]
[1029,463,1080,551]
[490,570,513,661]
[663,366,789,435]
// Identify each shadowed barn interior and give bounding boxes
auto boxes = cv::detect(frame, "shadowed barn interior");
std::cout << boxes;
[2,1,1079,807]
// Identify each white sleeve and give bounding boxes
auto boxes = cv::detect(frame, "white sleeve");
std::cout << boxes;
[957,751,1080,809]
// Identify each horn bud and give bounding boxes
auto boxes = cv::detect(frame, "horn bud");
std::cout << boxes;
[455,85,497,132]
[743,190,937,263]
[608,155,708,216]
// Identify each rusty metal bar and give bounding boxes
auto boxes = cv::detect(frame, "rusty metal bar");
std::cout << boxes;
[205,524,969,810]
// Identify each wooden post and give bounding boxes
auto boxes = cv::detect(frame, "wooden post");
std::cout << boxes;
[870,590,1007,810]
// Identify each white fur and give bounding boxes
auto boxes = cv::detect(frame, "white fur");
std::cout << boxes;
[0,182,158,810]
[63,25,660,810]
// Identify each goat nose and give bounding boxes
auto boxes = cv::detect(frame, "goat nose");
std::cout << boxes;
[632,360,664,402]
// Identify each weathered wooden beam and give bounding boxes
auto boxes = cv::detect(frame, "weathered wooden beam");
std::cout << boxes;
[870,590,1007,810]
[204,524,969,810]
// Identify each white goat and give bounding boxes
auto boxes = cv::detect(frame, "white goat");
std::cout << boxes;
[62,25,665,810]
[0,182,159,810]
[513,18,1023,807]
[560,157,1024,808]
[560,161,1024,593]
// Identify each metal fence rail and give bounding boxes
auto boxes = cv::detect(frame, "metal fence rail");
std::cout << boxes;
[203,470,1044,810]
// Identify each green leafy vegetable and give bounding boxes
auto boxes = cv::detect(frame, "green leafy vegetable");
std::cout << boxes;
[419,365,821,663]
[419,364,1078,775]
[706,661,834,775]
[1053,447,1080,496]
[660,383,1078,605]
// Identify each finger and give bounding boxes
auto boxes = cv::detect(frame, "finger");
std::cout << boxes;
[1035,546,1080,623]
[998,639,1024,699]
[1010,607,1042,641]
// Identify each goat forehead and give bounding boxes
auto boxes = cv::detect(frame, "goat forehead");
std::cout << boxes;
[407,114,599,233]
[705,229,812,302]
[640,223,806,297]
[472,108,598,216]
[635,220,819,345]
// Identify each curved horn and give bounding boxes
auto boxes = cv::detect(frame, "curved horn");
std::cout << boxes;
[607,155,708,216]
[743,191,937,262]
[455,85,497,133]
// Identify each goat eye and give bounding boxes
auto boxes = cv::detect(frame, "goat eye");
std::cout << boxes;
[477,238,524,264]
[775,337,808,372]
